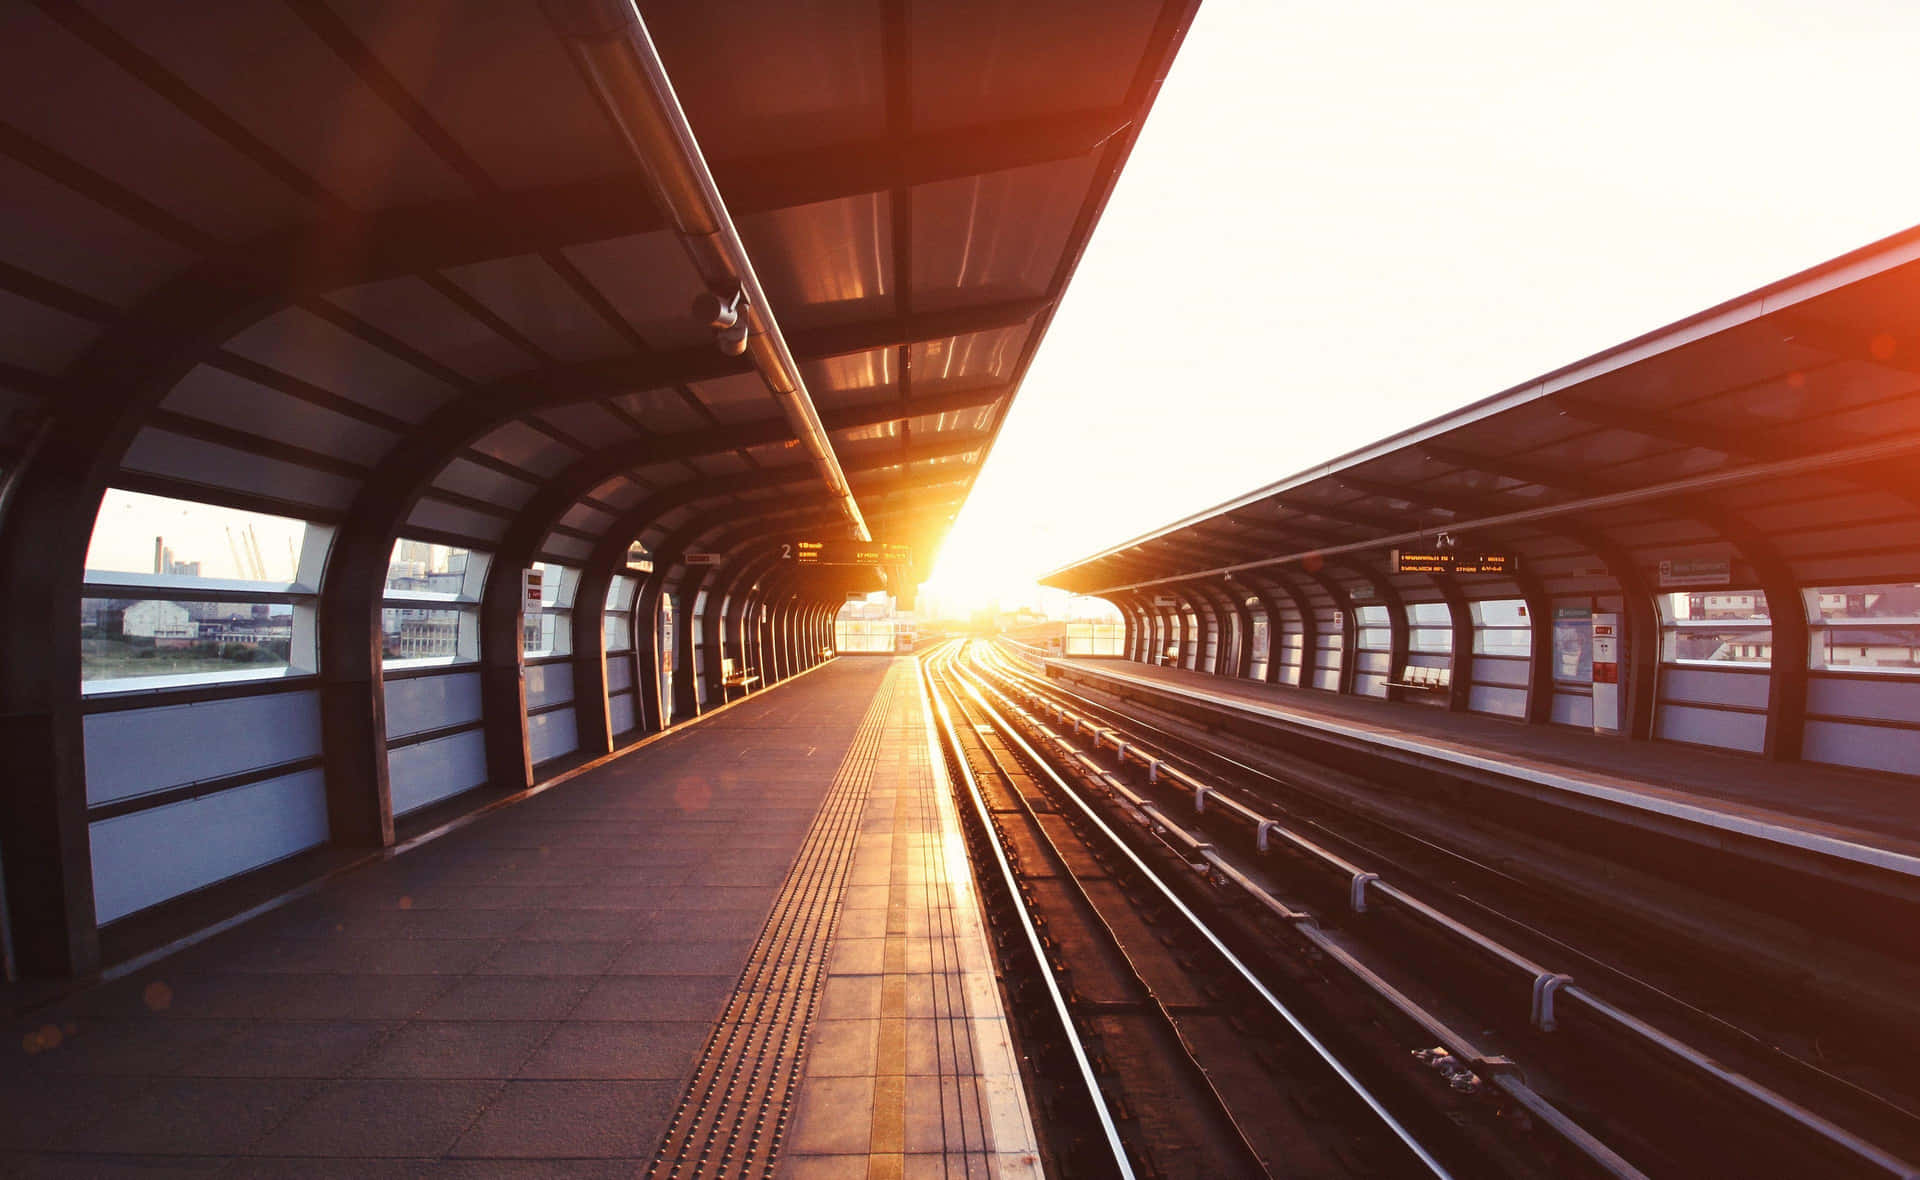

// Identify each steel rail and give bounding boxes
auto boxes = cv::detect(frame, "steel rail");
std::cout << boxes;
[916,641,1134,1179]
[944,644,1453,1178]
[983,643,1920,1179]
[930,647,1270,1175]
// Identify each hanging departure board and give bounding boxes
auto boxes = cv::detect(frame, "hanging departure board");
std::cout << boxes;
[1392,549,1519,575]
[786,540,913,566]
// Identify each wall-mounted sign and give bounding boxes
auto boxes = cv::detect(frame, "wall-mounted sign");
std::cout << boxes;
[1349,583,1377,601]
[786,540,913,566]
[1658,558,1729,588]
[521,567,543,613]
[1553,605,1592,683]
[1591,612,1623,733]
[625,542,652,573]
[1152,594,1177,607]
[683,552,722,566]
[1393,549,1519,575]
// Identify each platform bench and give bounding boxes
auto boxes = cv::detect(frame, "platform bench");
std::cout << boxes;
[720,657,760,690]
[1388,664,1452,692]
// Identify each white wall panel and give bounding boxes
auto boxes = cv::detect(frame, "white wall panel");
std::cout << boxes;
[1807,675,1920,725]
[1655,703,1765,753]
[605,657,634,694]
[1474,656,1531,687]
[1354,673,1386,698]
[526,662,575,710]
[388,729,488,817]
[1804,720,1920,777]
[90,769,329,924]
[609,691,638,737]
[383,671,482,739]
[84,691,321,806]
[1551,692,1593,728]
[529,706,579,764]
[1660,666,1769,710]
[1469,684,1528,718]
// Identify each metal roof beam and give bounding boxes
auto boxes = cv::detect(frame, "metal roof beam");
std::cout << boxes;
[1556,396,1793,461]
[1270,497,1406,533]
[1416,444,1611,497]
[234,109,1132,296]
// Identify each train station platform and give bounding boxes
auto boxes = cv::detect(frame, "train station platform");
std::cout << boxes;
[1044,656,1920,880]
[2,658,1037,1177]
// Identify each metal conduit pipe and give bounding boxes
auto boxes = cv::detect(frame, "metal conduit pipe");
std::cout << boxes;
[545,0,872,545]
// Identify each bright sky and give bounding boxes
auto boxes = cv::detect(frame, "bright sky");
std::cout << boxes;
[920,0,1920,617]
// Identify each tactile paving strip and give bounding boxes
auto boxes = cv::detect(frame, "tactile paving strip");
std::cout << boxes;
[647,668,900,1178]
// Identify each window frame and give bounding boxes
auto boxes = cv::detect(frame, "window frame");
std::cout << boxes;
[80,490,333,696]
[379,539,490,672]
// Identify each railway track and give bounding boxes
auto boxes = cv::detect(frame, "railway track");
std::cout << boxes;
[923,638,1920,1178]
[925,639,1571,1178]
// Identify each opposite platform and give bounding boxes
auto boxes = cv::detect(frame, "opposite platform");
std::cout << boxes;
[1047,655,1920,877]
[1,656,1034,1177]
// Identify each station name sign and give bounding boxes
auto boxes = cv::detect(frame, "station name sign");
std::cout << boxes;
[1392,549,1519,575]
[788,540,913,566]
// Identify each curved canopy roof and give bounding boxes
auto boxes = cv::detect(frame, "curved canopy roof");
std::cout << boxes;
[1043,228,1920,605]
[0,0,1196,591]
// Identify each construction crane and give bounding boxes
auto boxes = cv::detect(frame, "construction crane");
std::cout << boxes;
[246,525,267,581]
[225,527,250,580]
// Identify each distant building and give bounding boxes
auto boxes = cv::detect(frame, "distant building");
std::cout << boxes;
[198,618,292,645]
[394,616,459,658]
[1697,592,1763,619]
[122,600,195,646]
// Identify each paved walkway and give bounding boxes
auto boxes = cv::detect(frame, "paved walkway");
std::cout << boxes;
[1,657,1034,1178]
[774,662,1038,1180]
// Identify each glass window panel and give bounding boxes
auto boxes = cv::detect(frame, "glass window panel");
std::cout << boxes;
[1807,583,1920,621]
[1065,621,1126,656]
[1813,626,1920,671]
[1661,590,1769,624]
[1474,627,1532,656]
[525,609,570,657]
[83,598,295,683]
[604,611,632,652]
[1472,599,1530,627]
[87,489,311,584]
[606,574,638,611]
[1407,602,1451,626]
[1807,583,1920,672]
[386,539,473,596]
[1355,605,1389,625]
[1665,627,1772,664]
[382,607,463,660]
[533,561,575,608]
[1358,626,1391,651]
[1409,627,1453,653]
[835,617,897,652]
[1662,588,1770,664]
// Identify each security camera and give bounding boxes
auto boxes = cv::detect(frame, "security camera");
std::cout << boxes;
[692,283,745,329]
[693,283,751,356]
